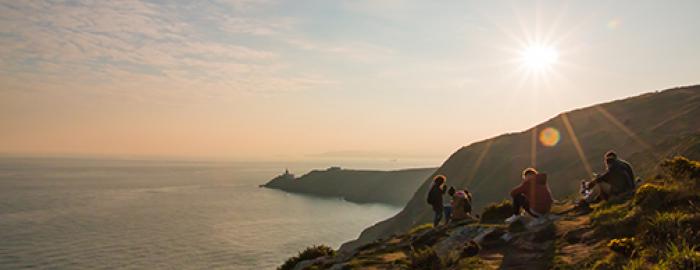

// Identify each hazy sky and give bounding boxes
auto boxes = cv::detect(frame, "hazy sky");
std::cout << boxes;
[1,0,699,161]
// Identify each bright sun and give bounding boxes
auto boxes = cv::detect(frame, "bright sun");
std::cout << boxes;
[520,44,559,71]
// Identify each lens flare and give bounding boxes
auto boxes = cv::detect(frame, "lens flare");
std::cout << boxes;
[539,127,561,147]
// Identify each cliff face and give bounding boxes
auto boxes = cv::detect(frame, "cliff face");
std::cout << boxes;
[263,167,436,206]
[341,85,700,251]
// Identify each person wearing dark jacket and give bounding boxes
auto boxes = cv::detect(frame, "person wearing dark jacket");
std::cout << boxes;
[426,175,447,227]
[505,168,554,223]
[605,151,635,189]
[581,151,635,205]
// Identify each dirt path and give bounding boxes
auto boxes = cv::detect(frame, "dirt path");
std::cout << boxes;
[496,203,601,270]
[550,204,606,268]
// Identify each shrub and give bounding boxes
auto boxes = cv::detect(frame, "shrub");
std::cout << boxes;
[658,241,700,270]
[480,200,513,224]
[633,183,676,210]
[622,257,647,270]
[279,245,335,270]
[410,246,441,270]
[640,211,700,248]
[660,156,700,181]
[607,238,635,257]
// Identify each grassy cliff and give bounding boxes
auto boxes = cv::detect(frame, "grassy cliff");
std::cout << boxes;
[279,156,700,269]
[263,167,436,206]
[342,85,700,251]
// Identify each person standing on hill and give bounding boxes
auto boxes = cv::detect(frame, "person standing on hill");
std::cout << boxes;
[505,168,554,223]
[443,186,456,225]
[580,151,635,206]
[426,175,447,227]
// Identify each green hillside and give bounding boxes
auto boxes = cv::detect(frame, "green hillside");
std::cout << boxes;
[263,167,436,206]
[279,156,700,269]
[342,85,700,251]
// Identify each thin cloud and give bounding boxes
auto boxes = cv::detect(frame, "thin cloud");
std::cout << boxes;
[285,38,396,63]
[0,1,328,97]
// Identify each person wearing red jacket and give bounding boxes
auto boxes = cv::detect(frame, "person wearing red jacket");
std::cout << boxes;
[505,168,554,223]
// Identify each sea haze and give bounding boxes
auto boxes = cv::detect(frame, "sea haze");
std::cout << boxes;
[0,157,437,269]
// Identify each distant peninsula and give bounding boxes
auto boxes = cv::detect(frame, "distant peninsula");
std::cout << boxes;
[262,167,436,206]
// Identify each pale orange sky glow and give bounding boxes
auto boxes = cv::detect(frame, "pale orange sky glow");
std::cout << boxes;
[1,1,699,161]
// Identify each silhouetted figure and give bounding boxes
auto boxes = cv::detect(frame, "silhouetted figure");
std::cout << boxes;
[451,188,473,221]
[580,151,635,206]
[605,151,635,189]
[505,168,553,224]
[443,186,456,225]
[426,175,447,227]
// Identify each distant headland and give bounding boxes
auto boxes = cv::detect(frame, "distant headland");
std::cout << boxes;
[262,166,436,206]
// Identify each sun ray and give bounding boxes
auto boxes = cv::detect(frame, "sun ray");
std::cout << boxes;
[595,105,660,162]
[543,2,571,46]
[465,139,495,187]
[531,127,538,167]
[561,113,594,178]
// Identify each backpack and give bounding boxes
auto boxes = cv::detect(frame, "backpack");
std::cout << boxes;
[454,190,472,214]
[426,184,440,205]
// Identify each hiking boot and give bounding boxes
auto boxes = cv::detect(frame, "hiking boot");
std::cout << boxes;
[505,214,521,224]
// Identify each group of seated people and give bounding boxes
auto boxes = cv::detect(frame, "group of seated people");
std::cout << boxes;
[427,150,636,227]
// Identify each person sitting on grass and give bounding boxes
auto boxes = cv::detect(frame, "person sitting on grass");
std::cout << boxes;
[426,174,447,227]
[450,188,473,221]
[579,151,635,208]
[505,168,553,224]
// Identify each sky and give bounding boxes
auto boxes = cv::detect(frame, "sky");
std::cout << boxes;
[1,0,699,161]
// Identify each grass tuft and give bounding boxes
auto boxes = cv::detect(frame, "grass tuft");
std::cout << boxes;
[607,237,635,257]
[408,223,433,235]
[410,246,441,270]
[640,211,700,250]
[480,200,513,224]
[660,156,700,182]
[658,241,700,270]
[633,183,676,210]
[278,245,335,270]
[590,200,639,238]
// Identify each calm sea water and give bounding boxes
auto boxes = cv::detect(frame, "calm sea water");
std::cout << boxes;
[0,157,437,269]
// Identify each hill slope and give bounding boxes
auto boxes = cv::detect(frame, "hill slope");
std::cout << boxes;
[263,167,436,206]
[280,157,700,270]
[342,85,700,251]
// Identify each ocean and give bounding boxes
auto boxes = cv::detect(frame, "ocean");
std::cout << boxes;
[0,157,437,269]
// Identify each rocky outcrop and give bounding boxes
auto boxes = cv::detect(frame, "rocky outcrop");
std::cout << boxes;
[281,212,563,269]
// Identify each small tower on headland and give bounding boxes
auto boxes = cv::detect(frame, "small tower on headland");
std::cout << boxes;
[281,168,294,179]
